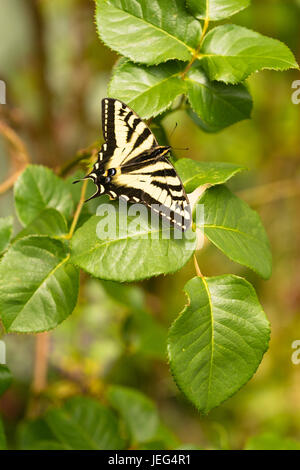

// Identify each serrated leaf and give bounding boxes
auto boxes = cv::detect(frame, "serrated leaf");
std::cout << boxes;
[45,397,125,450]
[108,385,159,444]
[168,275,270,413]
[0,216,13,254]
[70,208,196,282]
[0,416,6,450]
[95,0,202,65]
[15,209,68,240]
[0,236,79,333]
[186,66,252,132]
[0,365,12,396]
[187,0,250,20]
[200,25,299,84]
[196,185,272,279]
[108,60,186,119]
[175,159,245,193]
[244,433,300,450]
[14,165,74,226]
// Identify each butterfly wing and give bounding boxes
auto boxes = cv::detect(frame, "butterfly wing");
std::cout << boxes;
[109,156,191,231]
[98,98,157,167]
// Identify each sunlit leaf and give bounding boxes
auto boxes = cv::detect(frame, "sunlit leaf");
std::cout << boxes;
[95,0,201,64]
[168,275,270,413]
[0,216,13,254]
[108,60,186,119]
[187,0,250,20]
[71,208,196,282]
[200,25,299,84]
[196,185,272,279]
[15,209,68,240]
[0,236,79,333]
[14,165,73,226]
[175,159,245,193]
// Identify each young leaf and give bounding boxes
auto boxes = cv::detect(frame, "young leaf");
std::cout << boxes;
[200,25,299,84]
[187,0,250,21]
[175,159,245,193]
[71,209,196,282]
[95,0,202,65]
[14,209,68,240]
[196,185,272,279]
[168,275,270,413]
[0,416,6,450]
[0,365,12,396]
[186,66,252,132]
[14,165,73,226]
[0,236,79,333]
[108,60,186,119]
[0,216,13,254]
[107,385,159,444]
[45,396,125,450]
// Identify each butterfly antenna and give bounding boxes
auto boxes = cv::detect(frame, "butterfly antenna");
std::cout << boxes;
[169,122,178,140]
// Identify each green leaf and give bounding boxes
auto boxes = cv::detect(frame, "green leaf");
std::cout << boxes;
[71,209,196,282]
[108,60,186,119]
[45,397,125,450]
[95,0,202,65]
[15,209,68,240]
[175,159,245,193]
[196,186,272,279]
[187,0,250,20]
[0,365,12,396]
[0,216,13,254]
[18,418,66,450]
[0,416,6,450]
[108,385,159,444]
[0,236,79,333]
[200,25,299,84]
[14,165,74,226]
[186,66,252,132]
[168,275,270,413]
[244,433,300,450]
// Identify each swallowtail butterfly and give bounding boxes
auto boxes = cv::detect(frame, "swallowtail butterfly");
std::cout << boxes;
[75,98,191,231]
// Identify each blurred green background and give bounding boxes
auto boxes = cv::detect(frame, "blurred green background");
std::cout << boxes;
[0,0,300,449]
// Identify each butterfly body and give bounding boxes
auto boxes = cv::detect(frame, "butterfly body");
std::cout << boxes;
[78,98,191,231]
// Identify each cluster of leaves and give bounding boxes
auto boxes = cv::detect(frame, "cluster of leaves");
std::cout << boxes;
[0,0,299,449]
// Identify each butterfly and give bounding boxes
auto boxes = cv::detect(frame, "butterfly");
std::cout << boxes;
[75,98,191,231]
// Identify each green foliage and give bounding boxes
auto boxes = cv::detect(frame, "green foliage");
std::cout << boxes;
[196,186,272,279]
[0,416,6,450]
[0,216,13,255]
[0,365,12,396]
[175,159,245,192]
[70,212,196,282]
[14,165,73,226]
[168,276,270,413]
[187,0,251,21]
[108,385,159,444]
[0,236,79,333]
[0,0,298,449]
[244,433,300,450]
[200,25,298,84]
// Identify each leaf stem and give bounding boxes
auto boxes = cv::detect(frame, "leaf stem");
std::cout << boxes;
[32,332,50,394]
[66,179,88,239]
[193,253,204,278]
[180,14,210,79]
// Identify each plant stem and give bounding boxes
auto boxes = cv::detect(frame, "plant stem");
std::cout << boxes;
[181,15,210,79]
[66,179,88,239]
[193,253,204,278]
[32,332,50,394]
